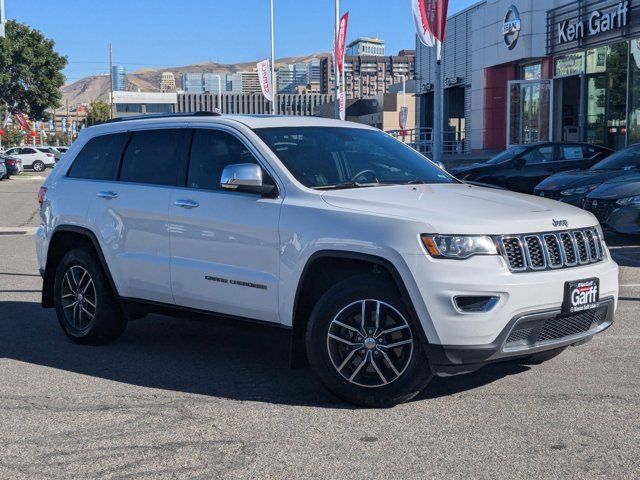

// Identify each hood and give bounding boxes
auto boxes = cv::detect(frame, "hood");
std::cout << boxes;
[449,163,487,175]
[536,168,628,191]
[321,183,595,235]
[588,173,640,200]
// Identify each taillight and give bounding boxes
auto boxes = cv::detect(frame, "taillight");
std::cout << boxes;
[46,153,53,157]
[38,186,47,204]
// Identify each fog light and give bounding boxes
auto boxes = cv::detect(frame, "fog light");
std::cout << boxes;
[453,295,499,313]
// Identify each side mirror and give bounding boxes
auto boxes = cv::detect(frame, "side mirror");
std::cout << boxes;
[220,163,276,195]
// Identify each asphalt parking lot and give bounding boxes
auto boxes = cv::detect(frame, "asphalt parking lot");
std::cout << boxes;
[0,171,638,479]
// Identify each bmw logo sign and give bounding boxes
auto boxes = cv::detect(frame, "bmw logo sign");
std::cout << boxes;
[592,200,598,209]
[503,5,522,50]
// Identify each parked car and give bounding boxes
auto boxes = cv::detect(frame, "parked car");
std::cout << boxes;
[450,143,612,193]
[582,173,640,235]
[56,146,69,155]
[0,159,6,180]
[37,146,63,161]
[0,154,24,177]
[3,146,56,172]
[535,143,640,205]
[36,113,618,407]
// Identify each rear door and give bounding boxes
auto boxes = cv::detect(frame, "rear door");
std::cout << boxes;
[168,127,282,322]
[84,128,190,303]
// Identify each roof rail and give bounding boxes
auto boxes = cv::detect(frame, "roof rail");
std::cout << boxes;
[103,111,221,124]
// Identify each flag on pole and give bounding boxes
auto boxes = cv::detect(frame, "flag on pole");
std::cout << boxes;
[412,0,449,48]
[338,90,346,121]
[48,119,55,132]
[61,117,67,133]
[1,110,10,129]
[13,111,32,131]
[257,59,274,103]
[335,12,349,80]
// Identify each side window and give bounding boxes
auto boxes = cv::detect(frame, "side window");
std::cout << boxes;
[187,129,258,191]
[23,148,36,154]
[120,129,188,186]
[522,146,554,164]
[559,145,585,160]
[67,133,129,180]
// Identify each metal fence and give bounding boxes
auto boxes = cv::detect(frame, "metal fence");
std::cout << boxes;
[387,128,468,155]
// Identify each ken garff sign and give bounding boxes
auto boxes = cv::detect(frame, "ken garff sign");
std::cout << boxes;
[503,5,522,50]
[558,0,629,44]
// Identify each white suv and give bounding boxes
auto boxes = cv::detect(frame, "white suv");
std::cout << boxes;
[35,113,619,407]
[5,146,56,171]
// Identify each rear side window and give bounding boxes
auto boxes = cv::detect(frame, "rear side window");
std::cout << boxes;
[522,146,554,164]
[119,129,188,186]
[187,129,258,191]
[67,133,129,180]
[559,145,585,160]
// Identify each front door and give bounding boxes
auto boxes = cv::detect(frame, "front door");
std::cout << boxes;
[507,80,552,147]
[169,127,282,323]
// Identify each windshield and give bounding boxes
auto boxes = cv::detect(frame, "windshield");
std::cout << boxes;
[591,145,640,170]
[486,146,528,164]
[254,127,456,189]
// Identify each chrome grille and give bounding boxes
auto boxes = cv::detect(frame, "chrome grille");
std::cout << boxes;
[498,228,604,273]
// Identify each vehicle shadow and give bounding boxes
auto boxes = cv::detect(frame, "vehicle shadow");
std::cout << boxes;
[0,300,527,407]
[604,232,640,267]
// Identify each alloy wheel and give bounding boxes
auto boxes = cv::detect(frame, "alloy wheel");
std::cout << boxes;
[60,265,97,334]
[326,299,413,388]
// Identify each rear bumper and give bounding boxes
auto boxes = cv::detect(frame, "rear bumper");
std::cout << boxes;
[425,297,614,376]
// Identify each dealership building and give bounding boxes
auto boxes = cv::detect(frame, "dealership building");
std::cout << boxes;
[416,0,640,153]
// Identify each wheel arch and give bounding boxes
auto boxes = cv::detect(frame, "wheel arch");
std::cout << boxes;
[42,225,118,308]
[289,250,424,368]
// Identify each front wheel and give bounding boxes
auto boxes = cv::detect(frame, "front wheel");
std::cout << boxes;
[306,274,432,407]
[32,160,45,172]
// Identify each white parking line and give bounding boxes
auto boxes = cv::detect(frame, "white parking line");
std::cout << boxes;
[0,227,38,236]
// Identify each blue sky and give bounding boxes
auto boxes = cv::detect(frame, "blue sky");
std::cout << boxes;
[6,0,477,83]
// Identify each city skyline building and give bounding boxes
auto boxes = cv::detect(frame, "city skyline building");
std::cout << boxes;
[111,65,126,92]
[346,37,386,57]
[159,72,176,92]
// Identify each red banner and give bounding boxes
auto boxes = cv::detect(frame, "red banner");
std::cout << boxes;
[335,12,349,79]
[13,111,32,131]
[412,0,449,47]
[256,59,274,102]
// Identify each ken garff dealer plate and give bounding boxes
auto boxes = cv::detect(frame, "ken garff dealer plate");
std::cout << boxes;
[503,5,522,50]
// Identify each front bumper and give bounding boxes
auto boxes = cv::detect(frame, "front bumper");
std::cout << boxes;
[425,297,615,376]
[604,205,640,234]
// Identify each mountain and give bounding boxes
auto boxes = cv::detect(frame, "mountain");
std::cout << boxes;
[60,53,330,109]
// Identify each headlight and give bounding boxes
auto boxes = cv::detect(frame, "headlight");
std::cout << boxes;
[421,235,498,259]
[560,184,598,196]
[616,195,640,206]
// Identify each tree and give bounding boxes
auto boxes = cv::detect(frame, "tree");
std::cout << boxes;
[0,20,67,120]
[87,101,112,125]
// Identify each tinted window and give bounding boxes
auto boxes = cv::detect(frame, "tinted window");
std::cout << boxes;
[591,145,640,170]
[120,129,188,186]
[522,146,554,164]
[5,148,18,155]
[486,146,528,164]
[187,129,258,191]
[67,133,129,180]
[255,127,454,189]
[22,148,37,154]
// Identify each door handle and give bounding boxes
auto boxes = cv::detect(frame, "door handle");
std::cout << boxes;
[174,199,199,209]
[97,191,118,200]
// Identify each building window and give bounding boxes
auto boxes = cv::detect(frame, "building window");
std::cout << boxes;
[630,39,640,144]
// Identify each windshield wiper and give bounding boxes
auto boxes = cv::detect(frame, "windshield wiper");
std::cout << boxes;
[313,181,385,190]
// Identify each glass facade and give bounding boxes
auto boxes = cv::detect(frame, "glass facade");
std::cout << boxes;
[553,38,639,149]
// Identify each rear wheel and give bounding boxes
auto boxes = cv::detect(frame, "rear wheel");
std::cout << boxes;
[54,248,127,345]
[32,160,45,172]
[306,274,432,407]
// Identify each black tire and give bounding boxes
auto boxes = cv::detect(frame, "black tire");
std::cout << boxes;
[53,247,127,345]
[511,347,567,365]
[32,160,45,172]
[306,274,433,408]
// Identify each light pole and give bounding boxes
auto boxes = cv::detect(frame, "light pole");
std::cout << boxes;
[0,0,5,38]
[270,0,276,114]
[334,0,340,119]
